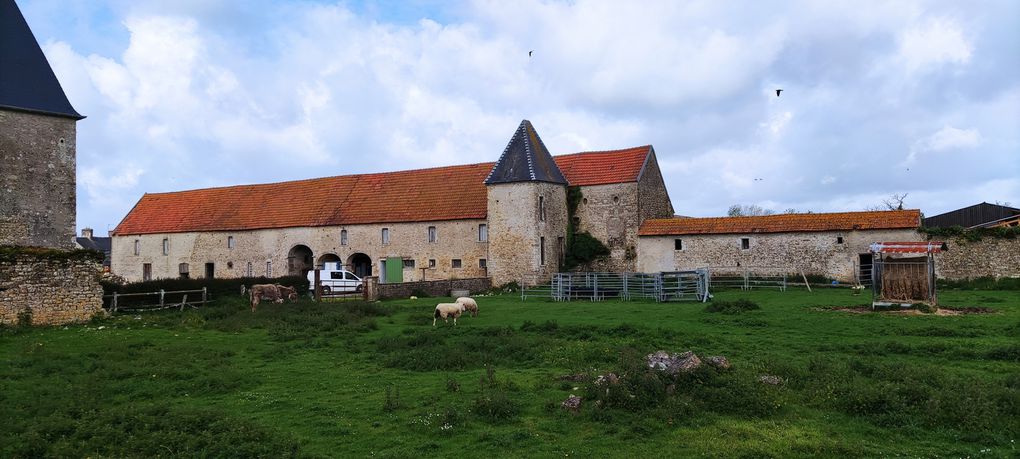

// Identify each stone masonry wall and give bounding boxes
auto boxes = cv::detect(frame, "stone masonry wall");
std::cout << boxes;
[636,150,674,222]
[0,254,104,325]
[573,183,640,272]
[936,237,1020,280]
[0,110,77,249]
[486,182,568,286]
[377,277,491,299]
[638,228,922,282]
[111,219,490,282]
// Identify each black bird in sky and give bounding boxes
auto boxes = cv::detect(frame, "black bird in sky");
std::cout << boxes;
[775,89,783,97]
[529,50,533,57]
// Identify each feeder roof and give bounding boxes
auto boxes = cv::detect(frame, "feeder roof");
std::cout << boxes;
[869,241,948,254]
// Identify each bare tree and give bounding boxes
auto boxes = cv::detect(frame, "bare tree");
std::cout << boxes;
[882,193,909,210]
[727,204,776,217]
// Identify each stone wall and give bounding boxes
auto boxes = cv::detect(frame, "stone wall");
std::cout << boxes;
[486,182,568,285]
[111,219,490,282]
[637,228,922,282]
[0,252,104,325]
[573,183,640,272]
[376,277,491,299]
[0,109,77,249]
[936,237,1020,280]
[636,149,674,222]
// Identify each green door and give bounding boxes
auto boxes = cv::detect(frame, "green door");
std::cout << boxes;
[385,257,403,283]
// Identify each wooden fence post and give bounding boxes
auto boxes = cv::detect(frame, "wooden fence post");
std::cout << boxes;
[159,289,165,309]
[180,294,187,311]
[112,292,118,313]
[202,287,207,305]
[314,269,321,302]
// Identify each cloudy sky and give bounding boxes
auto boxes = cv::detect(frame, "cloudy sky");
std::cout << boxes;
[20,0,1020,233]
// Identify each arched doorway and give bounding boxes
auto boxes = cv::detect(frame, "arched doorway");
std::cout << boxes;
[348,253,372,278]
[317,253,341,269]
[287,245,314,276]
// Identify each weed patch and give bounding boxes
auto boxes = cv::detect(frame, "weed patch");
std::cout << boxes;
[704,299,761,314]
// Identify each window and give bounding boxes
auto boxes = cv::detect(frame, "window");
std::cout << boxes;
[674,239,683,250]
[479,259,487,268]
[540,236,546,265]
[478,224,488,242]
[340,229,348,246]
[162,238,169,255]
[403,259,415,269]
[428,226,437,243]
[452,259,462,268]
[836,236,844,244]
[741,238,750,250]
[381,228,390,245]
[330,272,343,280]
[539,196,546,221]
[246,262,253,277]
[613,196,619,204]
[133,239,140,256]
[142,263,152,281]
[429,259,436,268]
[266,261,273,277]
[179,263,190,279]
[227,236,235,249]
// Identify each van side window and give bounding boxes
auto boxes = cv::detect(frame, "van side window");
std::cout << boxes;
[330,272,343,280]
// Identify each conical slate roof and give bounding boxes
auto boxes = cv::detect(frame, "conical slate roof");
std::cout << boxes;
[484,120,567,185]
[0,0,83,119]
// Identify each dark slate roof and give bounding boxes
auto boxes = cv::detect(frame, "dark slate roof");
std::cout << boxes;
[75,237,112,266]
[0,0,83,119]
[485,120,567,185]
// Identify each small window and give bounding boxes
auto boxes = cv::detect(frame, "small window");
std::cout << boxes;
[266,261,273,277]
[381,228,390,245]
[452,259,462,268]
[340,229,348,246]
[539,196,546,221]
[572,216,580,227]
[478,224,488,242]
[674,239,683,251]
[345,272,357,280]
[741,238,750,250]
[227,236,235,249]
[403,259,415,269]
[479,259,487,268]
[246,262,253,277]
[613,196,619,204]
[582,198,588,205]
[162,238,169,255]
[330,272,343,280]
[142,263,152,281]
[428,226,437,243]
[836,236,844,244]
[133,239,140,256]
[429,259,436,268]
[179,263,190,279]
[540,236,546,265]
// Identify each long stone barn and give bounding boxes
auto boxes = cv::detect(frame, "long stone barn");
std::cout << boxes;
[110,120,675,285]
[636,210,924,283]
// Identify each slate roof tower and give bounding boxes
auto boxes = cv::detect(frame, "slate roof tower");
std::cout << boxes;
[485,120,568,284]
[1,0,83,248]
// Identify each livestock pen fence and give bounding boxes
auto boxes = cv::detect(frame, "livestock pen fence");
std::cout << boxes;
[104,288,209,312]
[521,270,710,302]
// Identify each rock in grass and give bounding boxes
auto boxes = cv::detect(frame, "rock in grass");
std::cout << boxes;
[647,350,702,375]
[594,372,620,386]
[705,356,731,370]
[759,375,784,385]
[561,394,582,413]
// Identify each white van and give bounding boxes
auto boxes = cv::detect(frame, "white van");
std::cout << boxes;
[307,262,363,294]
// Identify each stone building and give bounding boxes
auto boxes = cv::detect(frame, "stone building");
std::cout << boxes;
[111,120,675,285]
[0,0,103,325]
[637,210,923,283]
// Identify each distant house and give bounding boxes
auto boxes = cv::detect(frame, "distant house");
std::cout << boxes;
[74,228,111,269]
[923,202,1020,229]
[637,210,923,283]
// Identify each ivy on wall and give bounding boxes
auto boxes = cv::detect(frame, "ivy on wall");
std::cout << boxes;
[563,187,609,271]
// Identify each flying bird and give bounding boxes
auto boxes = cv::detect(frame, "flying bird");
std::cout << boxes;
[529,50,533,57]
[775,89,783,97]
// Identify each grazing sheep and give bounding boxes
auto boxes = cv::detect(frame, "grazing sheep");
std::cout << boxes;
[433,302,465,326]
[456,297,478,317]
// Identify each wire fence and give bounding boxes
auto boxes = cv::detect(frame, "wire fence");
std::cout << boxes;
[522,270,710,302]
[104,288,208,312]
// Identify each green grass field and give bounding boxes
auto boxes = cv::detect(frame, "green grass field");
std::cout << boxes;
[2,288,1018,458]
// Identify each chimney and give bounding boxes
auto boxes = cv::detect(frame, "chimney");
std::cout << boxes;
[81,228,93,239]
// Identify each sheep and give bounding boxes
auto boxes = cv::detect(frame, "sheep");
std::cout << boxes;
[433,302,465,326]
[456,297,478,317]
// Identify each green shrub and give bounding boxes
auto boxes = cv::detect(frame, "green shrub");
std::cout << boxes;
[703,299,761,314]
[473,367,521,423]
[937,276,1020,291]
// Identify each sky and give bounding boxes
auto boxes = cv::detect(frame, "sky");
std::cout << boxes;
[18,0,1020,234]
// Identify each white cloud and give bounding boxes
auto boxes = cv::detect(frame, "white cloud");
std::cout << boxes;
[897,17,972,73]
[906,125,982,162]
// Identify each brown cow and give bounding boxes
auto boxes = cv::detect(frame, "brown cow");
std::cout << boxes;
[250,284,299,312]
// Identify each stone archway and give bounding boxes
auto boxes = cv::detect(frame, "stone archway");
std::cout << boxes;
[287,245,314,276]
[317,253,341,269]
[348,253,372,278]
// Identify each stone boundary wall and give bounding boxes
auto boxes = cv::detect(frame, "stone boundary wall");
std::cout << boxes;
[377,277,491,299]
[0,254,104,325]
[936,237,1020,280]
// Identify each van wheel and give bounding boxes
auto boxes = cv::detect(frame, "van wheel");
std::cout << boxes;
[355,284,363,293]
[321,286,332,295]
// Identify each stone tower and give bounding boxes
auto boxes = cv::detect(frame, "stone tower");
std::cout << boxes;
[485,120,568,285]
[0,0,84,249]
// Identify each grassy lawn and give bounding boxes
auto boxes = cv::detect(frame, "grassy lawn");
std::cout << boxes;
[1,287,1018,458]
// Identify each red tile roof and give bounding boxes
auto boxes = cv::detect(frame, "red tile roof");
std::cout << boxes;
[112,146,653,235]
[555,146,651,186]
[638,210,921,236]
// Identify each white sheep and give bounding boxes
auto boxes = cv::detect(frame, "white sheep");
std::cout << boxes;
[433,302,465,326]
[456,297,478,317]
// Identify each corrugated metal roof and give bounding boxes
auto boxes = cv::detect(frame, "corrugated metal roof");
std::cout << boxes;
[869,241,948,254]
